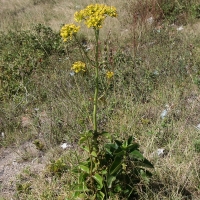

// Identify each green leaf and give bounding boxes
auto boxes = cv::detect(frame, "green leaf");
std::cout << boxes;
[72,166,79,174]
[115,140,122,146]
[79,165,89,174]
[93,173,103,189]
[79,136,87,144]
[101,170,107,175]
[140,169,151,183]
[141,159,154,168]
[104,143,117,155]
[99,131,111,139]
[109,157,122,175]
[128,136,134,145]
[82,145,89,153]
[126,143,140,152]
[73,191,87,199]
[122,139,128,149]
[129,150,144,160]
[96,191,105,200]
[114,184,122,192]
[135,159,154,168]
[79,130,93,144]
[107,175,116,188]
[73,183,89,192]
[113,149,125,157]
[78,172,87,182]
[91,151,97,157]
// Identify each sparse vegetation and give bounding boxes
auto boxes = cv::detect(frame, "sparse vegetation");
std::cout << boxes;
[1,0,200,199]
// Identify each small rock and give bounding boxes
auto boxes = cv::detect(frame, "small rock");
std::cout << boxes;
[146,17,154,24]
[1,132,5,138]
[151,148,168,157]
[196,124,200,130]
[177,26,184,31]
[60,143,72,150]
[160,104,171,119]
[70,72,75,76]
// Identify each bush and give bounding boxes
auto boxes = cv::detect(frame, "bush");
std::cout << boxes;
[0,24,64,100]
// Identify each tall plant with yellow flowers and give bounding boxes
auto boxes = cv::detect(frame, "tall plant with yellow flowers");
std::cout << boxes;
[60,4,153,199]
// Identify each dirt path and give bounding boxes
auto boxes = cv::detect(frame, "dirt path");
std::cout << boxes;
[0,142,47,199]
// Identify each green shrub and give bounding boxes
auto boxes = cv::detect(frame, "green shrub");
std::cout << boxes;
[0,24,64,100]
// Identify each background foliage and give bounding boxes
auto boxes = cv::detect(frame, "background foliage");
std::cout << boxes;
[1,0,200,199]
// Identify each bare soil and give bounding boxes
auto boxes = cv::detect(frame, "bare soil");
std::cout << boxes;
[0,142,47,199]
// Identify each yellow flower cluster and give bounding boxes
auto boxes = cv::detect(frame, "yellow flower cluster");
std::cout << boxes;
[74,4,117,29]
[71,61,86,73]
[60,24,80,42]
[106,71,114,79]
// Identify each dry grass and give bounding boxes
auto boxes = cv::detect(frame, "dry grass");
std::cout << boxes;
[1,0,200,199]
[0,0,123,39]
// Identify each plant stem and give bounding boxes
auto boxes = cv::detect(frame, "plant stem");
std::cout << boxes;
[93,29,99,150]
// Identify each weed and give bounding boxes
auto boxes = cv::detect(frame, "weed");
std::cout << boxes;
[59,4,154,199]
[47,158,68,177]
[194,140,200,153]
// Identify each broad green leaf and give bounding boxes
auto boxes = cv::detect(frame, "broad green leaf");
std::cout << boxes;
[72,166,79,173]
[128,136,134,145]
[107,175,116,188]
[126,143,140,152]
[79,130,93,144]
[73,183,89,192]
[104,143,117,155]
[86,130,93,136]
[96,191,105,200]
[91,151,97,157]
[79,165,89,174]
[141,159,154,168]
[114,184,122,192]
[93,173,103,189]
[101,169,107,175]
[105,143,117,149]
[73,191,80,198]
[73,191,87,199]
[78,172,86,182]
[113,149,125,157]
[105,148,112,155]
[115,140,122,146]
[129,150,144,160]
[79,136,87,144]
[109,157,122,175]
[81,145,89,153]
[135,159,154,168]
